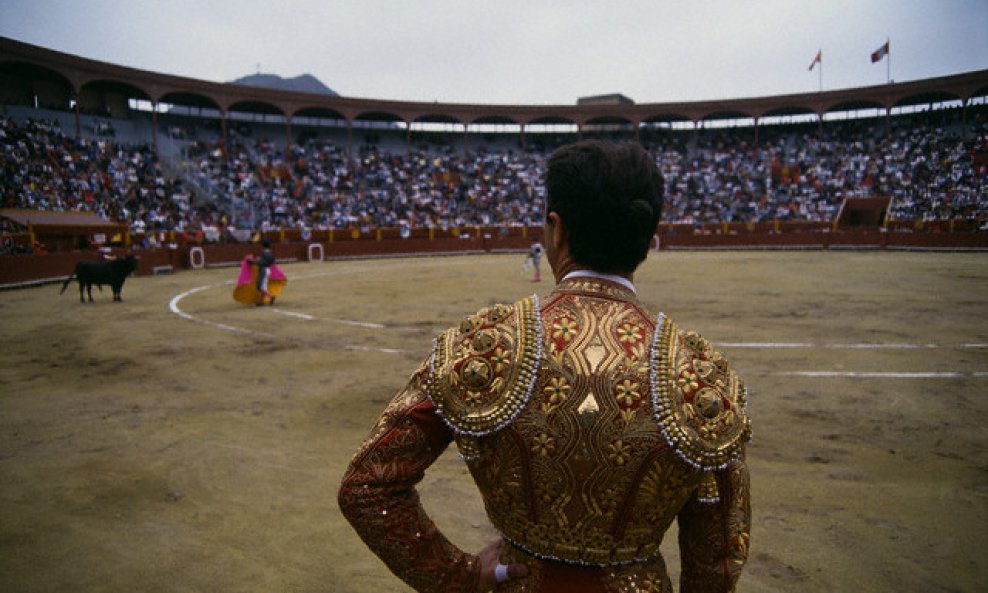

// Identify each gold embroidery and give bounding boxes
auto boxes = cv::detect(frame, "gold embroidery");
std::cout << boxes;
[532,432,555,456]
[577,392,600,415]
[584,339,607,372]
[552,316,579,342]
[471,329,498,354]
[460,357,494,390]
[430,278,750,566]
[614,379,641,406]
[428,295,542,436]
[341,276,750,593]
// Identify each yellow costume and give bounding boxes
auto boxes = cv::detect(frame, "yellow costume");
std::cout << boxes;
[340,275,751,593]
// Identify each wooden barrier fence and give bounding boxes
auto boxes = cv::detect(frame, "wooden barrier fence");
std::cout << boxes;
[2,224,986,288]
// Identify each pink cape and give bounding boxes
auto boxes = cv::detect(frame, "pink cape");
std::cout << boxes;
[233,256,287,304]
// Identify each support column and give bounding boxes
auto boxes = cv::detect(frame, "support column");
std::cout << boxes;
[962,98,969,141]
[221,110,229,161]
[346,119,353,160]
[151,102,158,151]
[520,123,526,152]
[753,116,759,148]
[73,93,81,140]
[285,115,293,160]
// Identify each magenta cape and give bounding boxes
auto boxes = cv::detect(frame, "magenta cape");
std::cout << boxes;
[233,256,287,304]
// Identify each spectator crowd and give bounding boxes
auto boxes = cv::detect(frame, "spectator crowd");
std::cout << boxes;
[2,112,986,245]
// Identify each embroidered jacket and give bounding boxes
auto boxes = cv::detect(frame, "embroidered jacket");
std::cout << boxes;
[339,277,752,593]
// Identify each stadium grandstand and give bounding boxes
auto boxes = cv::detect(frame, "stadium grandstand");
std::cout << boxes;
[1,36,986,283]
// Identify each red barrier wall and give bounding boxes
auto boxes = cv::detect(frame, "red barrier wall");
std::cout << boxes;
[2,227,985,288]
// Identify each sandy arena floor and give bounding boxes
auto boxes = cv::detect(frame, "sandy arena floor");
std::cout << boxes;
[0,251,986,592]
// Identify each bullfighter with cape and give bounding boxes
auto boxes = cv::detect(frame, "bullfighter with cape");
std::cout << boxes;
[233,240,287,306]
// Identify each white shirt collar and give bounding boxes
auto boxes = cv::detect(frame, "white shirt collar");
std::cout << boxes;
[562,270,637,294]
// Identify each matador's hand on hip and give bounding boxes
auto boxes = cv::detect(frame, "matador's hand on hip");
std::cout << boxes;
[475,538,529,592]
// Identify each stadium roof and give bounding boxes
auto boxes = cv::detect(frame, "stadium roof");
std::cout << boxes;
[0,210,123,232]
[2,36,985,128]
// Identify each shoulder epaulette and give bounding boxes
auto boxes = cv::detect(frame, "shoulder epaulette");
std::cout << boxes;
[650,314,752,501]
[427,295,543,437]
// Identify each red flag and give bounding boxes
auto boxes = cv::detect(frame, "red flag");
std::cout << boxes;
[871,41,890,63]
[808,50,822,71]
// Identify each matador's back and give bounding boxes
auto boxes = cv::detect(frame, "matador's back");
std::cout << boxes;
[429,275,751,592]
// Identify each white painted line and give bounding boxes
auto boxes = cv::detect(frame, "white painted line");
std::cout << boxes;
[344,345,408,354]
[774,371,985,378]
[274,309,316,320]
[825,343,938,349]
[719,342,981,350]
[718,342,814,348]
[168,284,263,335]
[267,309,387,328]
[333,318,386,329]
[263,309,400,331]
[168,281,408,354]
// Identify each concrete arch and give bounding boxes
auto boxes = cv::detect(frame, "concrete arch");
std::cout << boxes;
[700,109,756,124]
[79,79,152,118]
[292,105,347,122]
[229,99,285,115]
[158,91,222,112]
[354,110,404,125]
[759,105,819,120]
[412,113,464,127]
[470,114,519,126]
[0,60,75,109]
[582,115,636,141]
[290,106,349,146]
[526,114,579,127]
[642,112,693,124]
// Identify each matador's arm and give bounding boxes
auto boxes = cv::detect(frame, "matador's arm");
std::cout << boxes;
[338,362,481,593]
[677,454,752,593]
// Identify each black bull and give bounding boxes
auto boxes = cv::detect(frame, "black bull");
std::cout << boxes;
[60,255,139,303]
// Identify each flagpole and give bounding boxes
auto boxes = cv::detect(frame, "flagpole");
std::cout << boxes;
[810,49,822,92]
[886,37,891,84]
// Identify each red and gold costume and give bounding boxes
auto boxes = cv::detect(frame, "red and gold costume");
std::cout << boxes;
[339,276,751,593]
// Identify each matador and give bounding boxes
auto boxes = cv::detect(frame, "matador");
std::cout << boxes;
[339,141,752,593]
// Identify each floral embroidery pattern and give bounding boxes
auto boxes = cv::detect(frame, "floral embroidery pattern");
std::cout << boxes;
[615,379,641,407]
[552,316,579,342]
[543,377,571,405]
[608,440,632,466]
[532,432,556,456]
[491,346,511,372]
[617,322,644,345]
[677,370,699,394]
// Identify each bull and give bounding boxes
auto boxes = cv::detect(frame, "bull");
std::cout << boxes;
[60,255,139,303]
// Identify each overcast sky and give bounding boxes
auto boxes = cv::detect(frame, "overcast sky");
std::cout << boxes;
[2,0,986,105]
